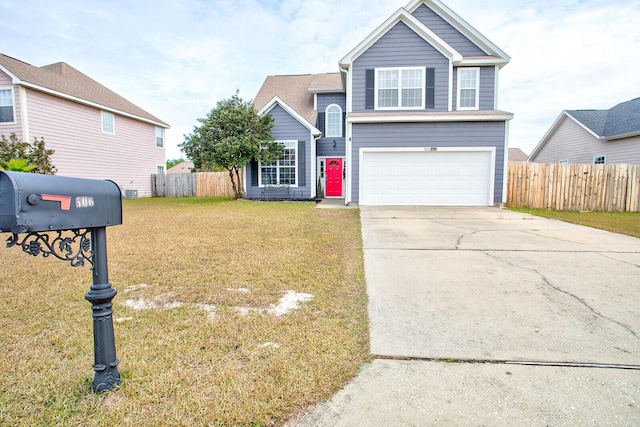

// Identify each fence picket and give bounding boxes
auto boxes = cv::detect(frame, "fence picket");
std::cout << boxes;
[151,172,238,198]
[506,162,640,212]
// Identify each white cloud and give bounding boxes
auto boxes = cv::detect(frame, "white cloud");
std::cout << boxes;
[1,0,639,158]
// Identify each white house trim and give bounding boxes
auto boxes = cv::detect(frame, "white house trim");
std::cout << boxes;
[19,86,29,141]
[347,112,513,123]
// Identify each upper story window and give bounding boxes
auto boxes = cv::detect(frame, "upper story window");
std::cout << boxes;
[102,111,115,134]
[457,68,479,110]
[259,140,297,186]
[155,126,164,147]
[0,88,15,123]
[157,165,165,174]
[375,67,425,110]
[593,155,606,164]
[325,104,342,137]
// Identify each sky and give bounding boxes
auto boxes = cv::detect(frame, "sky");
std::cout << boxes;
[2,0,640,159]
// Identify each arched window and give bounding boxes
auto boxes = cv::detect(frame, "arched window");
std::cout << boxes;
[325,104,342,137]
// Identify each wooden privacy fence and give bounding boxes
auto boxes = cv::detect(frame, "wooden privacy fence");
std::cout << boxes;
[507,161,640,212]
[151,172,239,198]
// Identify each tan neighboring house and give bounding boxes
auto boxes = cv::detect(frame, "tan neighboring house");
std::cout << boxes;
[0,53,170,197]
[508,148,528,162]
[167,161,194,174]
[529,97,640,164]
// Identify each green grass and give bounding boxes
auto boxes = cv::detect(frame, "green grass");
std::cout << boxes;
[0,198,369,426]
[509,207,640,238]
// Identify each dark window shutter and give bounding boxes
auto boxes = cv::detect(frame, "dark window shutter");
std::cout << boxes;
[251,160,258,186]
[342,112,347,137]
[425,68,435,109]
[365,69,375,110]
[317,112,325,135]
[298,140,306,187]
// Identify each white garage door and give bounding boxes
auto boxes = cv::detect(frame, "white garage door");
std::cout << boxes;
[360,149,494,206]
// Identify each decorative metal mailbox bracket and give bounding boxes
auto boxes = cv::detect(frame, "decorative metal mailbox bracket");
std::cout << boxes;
[6,228,120,392]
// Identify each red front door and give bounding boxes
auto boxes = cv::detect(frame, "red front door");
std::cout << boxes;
[326,158,343,197]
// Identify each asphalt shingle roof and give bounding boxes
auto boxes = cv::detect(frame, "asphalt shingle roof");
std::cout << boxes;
[567,97,640,140]
[253,73,342,126]
[0,53,168,127]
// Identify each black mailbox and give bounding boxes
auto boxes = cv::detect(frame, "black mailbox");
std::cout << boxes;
[0,171,122,234]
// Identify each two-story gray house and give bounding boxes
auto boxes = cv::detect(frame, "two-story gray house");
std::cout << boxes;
[246,0,512,206]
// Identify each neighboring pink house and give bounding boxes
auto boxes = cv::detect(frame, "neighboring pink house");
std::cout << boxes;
[0,53,169,197]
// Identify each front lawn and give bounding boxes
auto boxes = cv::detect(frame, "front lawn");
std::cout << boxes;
[509,208,640,238]
[0,198,369,426]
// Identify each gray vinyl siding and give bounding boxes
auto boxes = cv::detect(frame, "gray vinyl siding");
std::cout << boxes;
[351,121,506,204]
[317,137,345,157]
[317,93,347,157]
[452,66,495,111]
[246,104,312,198]
[531,116,640,164]
[411,4,487,56]
[316,93,346,113]
[352,21,450,113]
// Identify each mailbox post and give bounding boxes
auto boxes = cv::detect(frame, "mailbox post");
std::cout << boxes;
[0,171,123,392]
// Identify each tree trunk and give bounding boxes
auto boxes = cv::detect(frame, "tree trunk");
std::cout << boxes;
[234,168,245,198]
[227,168,239,198]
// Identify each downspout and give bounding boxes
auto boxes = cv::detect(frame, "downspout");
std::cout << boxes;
[19,86,30,141]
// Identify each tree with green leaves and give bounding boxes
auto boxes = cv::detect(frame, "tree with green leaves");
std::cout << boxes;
[0,133,56,174]
[179,91,283,198]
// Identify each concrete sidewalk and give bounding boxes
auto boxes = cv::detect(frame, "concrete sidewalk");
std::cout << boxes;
[287,207,640,426]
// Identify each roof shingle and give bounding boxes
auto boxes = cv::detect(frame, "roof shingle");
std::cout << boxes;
[253,73,342,126]
[0,53,168,127]
[566,97,640,140]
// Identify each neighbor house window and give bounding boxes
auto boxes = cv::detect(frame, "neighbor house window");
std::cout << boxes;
[325,104,342,137]
[260,141,297,186]
[157,165,165,174]
[375,67,425,109]
[559,159,569,164]
[0,88,14,123]
[457,68,479,110]
[102,111,115,134]
[155,126,164,147]
[593,155,606,164]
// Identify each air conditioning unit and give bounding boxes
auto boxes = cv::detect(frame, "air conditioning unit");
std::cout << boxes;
[123,189,138,199]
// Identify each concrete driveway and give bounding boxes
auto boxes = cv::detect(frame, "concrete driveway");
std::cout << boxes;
[287,206,640,426]
[363,206,640,364]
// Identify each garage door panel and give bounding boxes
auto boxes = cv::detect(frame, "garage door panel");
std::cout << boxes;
[360,150,492,206]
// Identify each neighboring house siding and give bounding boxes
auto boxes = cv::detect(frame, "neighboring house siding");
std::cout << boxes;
[532,116,640,164]
[25,89,164,196]
[246,104,312,198]
[352,21,450,113]
[452,66,495,111]
[351,121,506,203]
[316,93,346,157]
[411,4,486,56]
[0,71,23,138]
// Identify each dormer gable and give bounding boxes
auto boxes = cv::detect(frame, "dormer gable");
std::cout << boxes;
[258,96,321,137]
[339,7,462,69]
[405,0,510,66]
